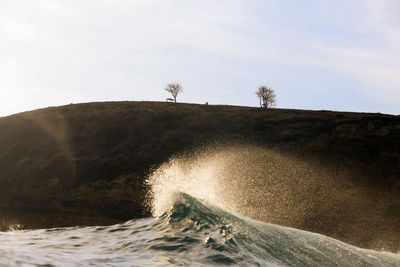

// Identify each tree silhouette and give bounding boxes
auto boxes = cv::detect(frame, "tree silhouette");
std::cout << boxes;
[256,86,276,108]
[165,83,183,103]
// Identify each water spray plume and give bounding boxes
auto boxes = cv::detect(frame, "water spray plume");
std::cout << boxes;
[145,144,399,251]
[146,144,336,224]
[146,149,227,217]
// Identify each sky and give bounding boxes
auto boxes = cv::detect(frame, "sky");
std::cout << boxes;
[0,0,399,116]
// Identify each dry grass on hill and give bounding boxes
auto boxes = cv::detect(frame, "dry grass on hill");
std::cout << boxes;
[0,101,398,251]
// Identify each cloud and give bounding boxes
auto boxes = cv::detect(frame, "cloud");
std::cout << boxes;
[300,0,400,105]
[0,0,259,115]
[312,43,400,102]
[0,0,399,115]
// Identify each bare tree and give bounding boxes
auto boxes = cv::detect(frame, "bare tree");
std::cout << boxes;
[165,83,183,103]
[256,85,276,108]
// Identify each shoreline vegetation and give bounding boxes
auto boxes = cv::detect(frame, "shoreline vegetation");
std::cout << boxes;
[0,101,399,251]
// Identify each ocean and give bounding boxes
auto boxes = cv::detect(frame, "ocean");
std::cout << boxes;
[1,193,399,266]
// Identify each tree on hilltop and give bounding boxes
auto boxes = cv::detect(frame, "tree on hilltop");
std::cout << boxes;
[256,85,276,108]
[165,83,183,103]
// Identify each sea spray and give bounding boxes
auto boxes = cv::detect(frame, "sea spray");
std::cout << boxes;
[145,144,398,251]
[1,194,399,265]
[146,144,339,225]
[149,193,400,266]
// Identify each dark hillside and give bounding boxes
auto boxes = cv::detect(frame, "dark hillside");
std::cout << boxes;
[0,101,399,250]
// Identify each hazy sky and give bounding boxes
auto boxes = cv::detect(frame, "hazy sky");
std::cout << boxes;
[1,0,399,116]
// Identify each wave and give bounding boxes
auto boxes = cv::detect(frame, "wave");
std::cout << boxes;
[1,193,399,266]
[148,192,400,266]
[145,144,400,252]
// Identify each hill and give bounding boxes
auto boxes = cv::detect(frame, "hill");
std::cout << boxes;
[0,101,399,251]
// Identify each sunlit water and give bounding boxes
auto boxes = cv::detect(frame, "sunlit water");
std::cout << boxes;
[2,146,399,266]
[1,193,399,266]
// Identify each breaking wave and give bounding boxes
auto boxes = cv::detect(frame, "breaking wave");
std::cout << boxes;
[1,193,399,266]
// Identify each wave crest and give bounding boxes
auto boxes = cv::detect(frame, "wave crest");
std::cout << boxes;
[145,144,337,224]
[144,143,400,252]
[149,192,400,266]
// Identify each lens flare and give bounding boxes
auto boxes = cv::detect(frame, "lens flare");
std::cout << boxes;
[22,111,76,179]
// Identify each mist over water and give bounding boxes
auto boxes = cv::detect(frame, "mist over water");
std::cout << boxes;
[147,144,342,226]
[145,144,400,252]
[2,193,399,266]
[1,144,399,266]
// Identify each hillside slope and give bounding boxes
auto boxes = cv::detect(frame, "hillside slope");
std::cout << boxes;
[0,101,399,250]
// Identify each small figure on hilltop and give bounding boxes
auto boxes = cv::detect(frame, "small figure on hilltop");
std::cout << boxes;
[256,85,276,108]
[165,83,183,103]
